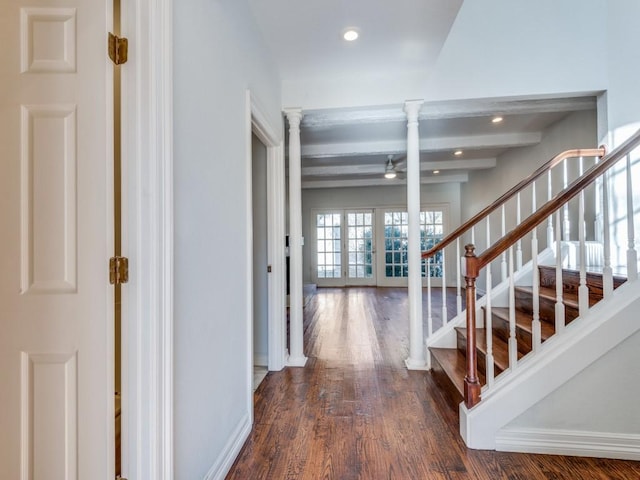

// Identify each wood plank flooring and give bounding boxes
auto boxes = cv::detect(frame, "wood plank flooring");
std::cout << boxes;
[227,287,640,480]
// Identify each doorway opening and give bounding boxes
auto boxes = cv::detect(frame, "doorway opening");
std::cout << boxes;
[252,133,269,389]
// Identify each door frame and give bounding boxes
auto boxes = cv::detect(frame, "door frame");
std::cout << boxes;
[121,0,174,478]
[246,90,287,376]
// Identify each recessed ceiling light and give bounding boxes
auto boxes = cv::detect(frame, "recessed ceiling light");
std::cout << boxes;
[492,116,504,124]
[343,29,359,41]
[454,150,463,156]
[433,170,440,174]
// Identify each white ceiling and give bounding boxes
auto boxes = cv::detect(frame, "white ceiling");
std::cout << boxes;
[248,0,463,80]
[247,2,598,189]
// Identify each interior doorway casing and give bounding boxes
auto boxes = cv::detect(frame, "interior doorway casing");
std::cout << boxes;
[121,0,174,478]
[246,90,287,383]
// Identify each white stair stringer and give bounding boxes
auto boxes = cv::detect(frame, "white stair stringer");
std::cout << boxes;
[460,277,640,453]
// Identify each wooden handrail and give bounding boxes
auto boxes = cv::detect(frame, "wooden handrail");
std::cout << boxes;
[477,129,640,270]
[462,128,640,409]
[422,147,605,260]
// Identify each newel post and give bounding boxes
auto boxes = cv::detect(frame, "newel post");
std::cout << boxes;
[463,244,482,408]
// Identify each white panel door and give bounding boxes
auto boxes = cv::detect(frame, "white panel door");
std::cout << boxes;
[0,0,113,477]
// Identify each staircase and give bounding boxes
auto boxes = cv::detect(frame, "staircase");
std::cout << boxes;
[418,130,640,456]
[430,265,627,407]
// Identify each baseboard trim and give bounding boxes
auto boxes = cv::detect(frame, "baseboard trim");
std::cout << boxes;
[254,354,268,367]
[203,413,252,480]
[287,355,308,367]
[496,427,640,461]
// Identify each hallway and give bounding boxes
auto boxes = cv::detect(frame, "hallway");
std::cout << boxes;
[227,288,640,479]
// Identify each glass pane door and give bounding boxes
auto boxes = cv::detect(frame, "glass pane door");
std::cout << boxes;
[384,211,409,279]
[378,208,446,286]
[316,212,342,282]
[421,210,444,278]
[346,210,375,285]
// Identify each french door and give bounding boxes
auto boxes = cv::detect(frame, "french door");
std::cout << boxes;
[314,210,376,286]
[377,208,446,287]
[313,206,447,288]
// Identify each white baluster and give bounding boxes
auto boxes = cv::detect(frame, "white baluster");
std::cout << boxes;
[501,205,507,282]
[578,157,589,316]
[547,170,554,247]
[531,182,541,352]
[516,192,523,270]
[602,169,614,297]
[555,211,565,334]
[626,154,638,281]
[563,158,571,240]
[456,238,462,315]
[441,249,448,325]
[427,256,433,335]
[471,225,475,246]
[594,155,603,243]
[508,246,518,369]
[485,218,494,386]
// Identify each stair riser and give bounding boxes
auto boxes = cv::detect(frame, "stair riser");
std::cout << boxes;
[455,329,505,376]
[430,353,463,408]
[490,313,534,355]
[538,265,625,300]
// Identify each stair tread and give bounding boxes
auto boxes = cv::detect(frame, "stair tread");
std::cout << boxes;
[430,347,485,395]
[539,264,627,283]
[515,285,599,308]
[455,327,520,372]
[490,307,555,340]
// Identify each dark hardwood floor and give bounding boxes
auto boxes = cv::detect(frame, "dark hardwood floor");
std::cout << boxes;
[227,287,640,479]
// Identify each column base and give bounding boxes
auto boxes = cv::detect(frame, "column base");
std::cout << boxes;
[287,355,308,367]
[405,357,429,371]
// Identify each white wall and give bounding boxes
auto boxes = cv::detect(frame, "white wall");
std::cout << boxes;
[602,1,640,272]
[423,0,607,102]
[252,134,268,365]
[461,110,598,288]
[506,329,640,435]
[604,0,640,142]
[173,1,281,478]
[302,183,461,283]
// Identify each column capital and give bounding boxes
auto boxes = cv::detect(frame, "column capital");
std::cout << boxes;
[403,100,424,122]
[284,108,303,127]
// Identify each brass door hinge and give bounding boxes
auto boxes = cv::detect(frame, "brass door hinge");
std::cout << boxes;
[108,33,128,65]
[109,256,129,285]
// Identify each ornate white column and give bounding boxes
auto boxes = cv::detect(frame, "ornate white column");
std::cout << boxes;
[284,108,307,367]
[404,100,427,370]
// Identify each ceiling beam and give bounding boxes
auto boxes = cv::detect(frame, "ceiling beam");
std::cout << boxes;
[299,96,597,127]
[302,174,468,189]
[419,157,496,171]
[301,157,496,177]
[301,132,541,158]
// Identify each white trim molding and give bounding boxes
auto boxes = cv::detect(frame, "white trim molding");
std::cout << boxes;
[247,90,287,373]
[496,428,640,461]
[203,414,252,480]
[122,0,174,478]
